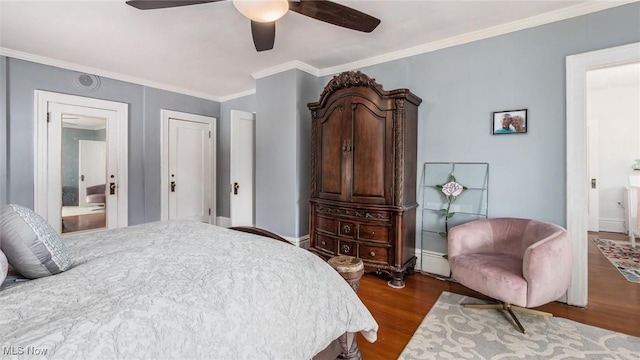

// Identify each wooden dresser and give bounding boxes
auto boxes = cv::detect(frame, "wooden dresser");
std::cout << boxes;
[308,71,422,288]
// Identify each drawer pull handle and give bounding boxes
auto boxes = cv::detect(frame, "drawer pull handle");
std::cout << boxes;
[371,231,375,235]
[321,240,326,246]
[342,244,351,254]
[369,251,376,257]
[342,224,352,234]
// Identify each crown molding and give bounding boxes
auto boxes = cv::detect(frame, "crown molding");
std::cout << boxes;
[218,88,256,102]
[251,60,320,79]
[0,47,222,102]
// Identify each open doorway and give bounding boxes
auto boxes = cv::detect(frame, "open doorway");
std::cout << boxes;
[587,63,640,234]
[566,42,640,307]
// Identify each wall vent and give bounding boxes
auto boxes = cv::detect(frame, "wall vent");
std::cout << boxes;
[72,73,101,92]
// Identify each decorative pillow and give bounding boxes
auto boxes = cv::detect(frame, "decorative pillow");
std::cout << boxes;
[0,249,8,285]
[0,204,71,279]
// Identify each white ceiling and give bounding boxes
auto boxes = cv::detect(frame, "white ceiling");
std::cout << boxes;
[0,0,634,101]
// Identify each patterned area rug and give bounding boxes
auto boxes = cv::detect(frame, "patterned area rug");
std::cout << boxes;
[593,238,640,283]
[398,291,640,360]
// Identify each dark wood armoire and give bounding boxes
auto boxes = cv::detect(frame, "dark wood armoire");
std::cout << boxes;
[308,71,422,288]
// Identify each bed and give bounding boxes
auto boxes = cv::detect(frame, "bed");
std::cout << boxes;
[0,210,378,359]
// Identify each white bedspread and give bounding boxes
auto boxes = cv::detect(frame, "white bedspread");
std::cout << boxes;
[1,220,378,359]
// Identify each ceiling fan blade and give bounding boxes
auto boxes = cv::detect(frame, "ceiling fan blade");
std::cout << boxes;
[251,21,276,52]
[288,0,380,33]
[126,0,222,10]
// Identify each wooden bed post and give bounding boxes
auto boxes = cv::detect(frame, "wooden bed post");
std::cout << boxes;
[328,255,365,360]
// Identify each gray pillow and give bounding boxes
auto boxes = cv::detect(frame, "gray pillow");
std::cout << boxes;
[0,250,8,285]
[0,204,71,279]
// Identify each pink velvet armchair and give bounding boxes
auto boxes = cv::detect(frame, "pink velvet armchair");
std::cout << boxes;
[448,217,572,333]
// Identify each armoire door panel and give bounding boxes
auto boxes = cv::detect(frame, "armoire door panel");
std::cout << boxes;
[319,105,346,200]
[350,104,387,203]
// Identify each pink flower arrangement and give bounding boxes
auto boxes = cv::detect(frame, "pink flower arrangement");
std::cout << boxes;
[441,181,464,197]
[435,175,467,238]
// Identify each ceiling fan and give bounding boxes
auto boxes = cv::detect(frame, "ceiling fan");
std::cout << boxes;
[126,0,381,52]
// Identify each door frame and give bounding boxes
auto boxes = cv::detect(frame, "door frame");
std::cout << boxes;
[566,41,639,307]
[230,109,256,227]
[34,90,128,230]
[160,109,216,223]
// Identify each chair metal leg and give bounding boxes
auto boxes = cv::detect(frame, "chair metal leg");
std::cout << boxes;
[510,306,553,317]
[463,301,549,334]
[506,306,526,334]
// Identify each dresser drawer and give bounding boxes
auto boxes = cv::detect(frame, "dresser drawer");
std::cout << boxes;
[315,234,337,254]
[314,203,392,222]
[357,224,389,243]
[337,240,357,257]
[359,244,389,263]
[316,216,337,235]
[338,221,355,238]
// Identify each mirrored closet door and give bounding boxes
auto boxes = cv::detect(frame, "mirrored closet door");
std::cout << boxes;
[35,91,128,234]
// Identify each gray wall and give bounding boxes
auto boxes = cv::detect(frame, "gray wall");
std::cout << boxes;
[255,70,299,236]
[2,58,220,225]
[0,56,7,206]
[253,69,319,237]
[295,71,320,236]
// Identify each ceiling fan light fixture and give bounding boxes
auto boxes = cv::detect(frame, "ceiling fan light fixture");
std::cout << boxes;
[233,0,289,23]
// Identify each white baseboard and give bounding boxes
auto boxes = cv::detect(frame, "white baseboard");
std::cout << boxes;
[285,234,310,249]
[417,250,450,278]
[216,216,231,227]
[599,218,625,234]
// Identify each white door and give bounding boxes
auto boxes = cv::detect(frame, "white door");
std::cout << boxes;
[78,140,106,208]
[161,110,216,223]
[230,110,255,227]
[38,93,128,234]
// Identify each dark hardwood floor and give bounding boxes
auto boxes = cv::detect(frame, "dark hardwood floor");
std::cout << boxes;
[356,232,640,359]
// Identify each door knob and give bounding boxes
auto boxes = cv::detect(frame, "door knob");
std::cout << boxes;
[110,182,116,195]
[234,182,240,195]
[171,181,176,192]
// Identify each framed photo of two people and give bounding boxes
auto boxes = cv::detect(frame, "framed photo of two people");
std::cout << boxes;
[492,109,527,134]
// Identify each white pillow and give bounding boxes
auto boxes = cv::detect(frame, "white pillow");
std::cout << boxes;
[0,204,71,279]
